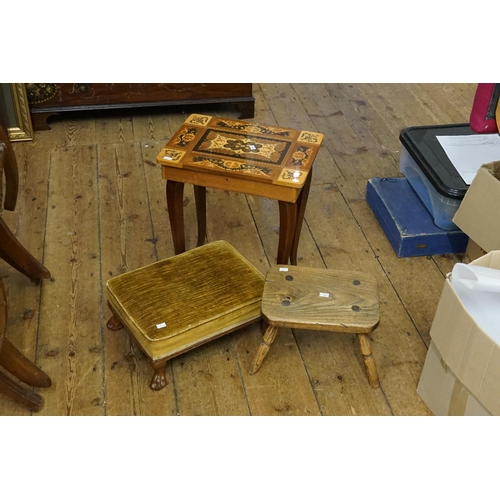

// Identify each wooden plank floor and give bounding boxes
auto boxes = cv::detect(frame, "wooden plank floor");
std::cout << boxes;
[1,83,475,416]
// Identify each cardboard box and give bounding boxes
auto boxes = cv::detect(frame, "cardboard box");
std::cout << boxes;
[453,161,500,253]
[366,177,468,257]
[462,238,487,264]
[417,341,491,416]
[424,251,500,415]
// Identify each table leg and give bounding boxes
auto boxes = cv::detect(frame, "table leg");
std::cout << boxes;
[290,169,312,266]
[194,185,207,247]
[166,180,186,255]
[277,201,298,265]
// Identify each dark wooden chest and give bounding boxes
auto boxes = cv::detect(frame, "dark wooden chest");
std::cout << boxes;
[27,83,254,130]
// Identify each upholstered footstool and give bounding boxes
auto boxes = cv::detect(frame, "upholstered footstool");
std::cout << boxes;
[106,240,264,390]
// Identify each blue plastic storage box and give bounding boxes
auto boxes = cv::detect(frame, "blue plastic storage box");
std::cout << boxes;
[366,177,468,257]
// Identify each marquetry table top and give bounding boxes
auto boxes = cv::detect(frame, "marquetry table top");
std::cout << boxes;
[156,114,324,188]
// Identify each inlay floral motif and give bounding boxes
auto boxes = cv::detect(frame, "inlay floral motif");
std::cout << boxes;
[161,149,185,162]
[280,169,304,182]
[215,119,292,137]
[191,156,272,176]
[298,131,323,144]
[290,146,312,167]
[174,128,198,147]
[26,83,59,104]
[195,130,289,165]
[224,138,262,154]
[185,114,211,127]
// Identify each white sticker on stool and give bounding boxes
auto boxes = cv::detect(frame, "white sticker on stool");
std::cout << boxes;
[156,322,167,329]
[319,292,330,298]
[279,267,288,272]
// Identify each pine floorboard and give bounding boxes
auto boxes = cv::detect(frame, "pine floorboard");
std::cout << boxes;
[1,83,474,415]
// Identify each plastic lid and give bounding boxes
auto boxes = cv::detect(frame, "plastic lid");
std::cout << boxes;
[399,123,473,199]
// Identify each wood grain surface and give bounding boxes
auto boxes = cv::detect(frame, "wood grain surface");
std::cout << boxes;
[1,83,474,415]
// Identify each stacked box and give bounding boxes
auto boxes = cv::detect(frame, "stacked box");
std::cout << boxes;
[417,251,500,416]
[452,161,500,262]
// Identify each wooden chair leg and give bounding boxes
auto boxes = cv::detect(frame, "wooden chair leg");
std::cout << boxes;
[0,217,51,284]
[357,333,380,388]
[0,271,48,411]
[0,369,44,412]
[149,358,168,391]
[0,123,19,211]
[249,324,280,375]
[0,338,51,388]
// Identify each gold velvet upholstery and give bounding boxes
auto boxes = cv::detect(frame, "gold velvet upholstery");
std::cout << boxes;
[106,240,264,389]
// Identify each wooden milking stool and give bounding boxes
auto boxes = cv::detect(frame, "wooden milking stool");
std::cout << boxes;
[249,265,381,388]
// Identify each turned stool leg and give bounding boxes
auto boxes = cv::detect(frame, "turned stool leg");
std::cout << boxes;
[357,333,380,388]
[149,358,168,391]
[249,324,280,375]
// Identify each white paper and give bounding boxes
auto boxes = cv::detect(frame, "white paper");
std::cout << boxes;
[452,264,500,293]
[437,134,500,184]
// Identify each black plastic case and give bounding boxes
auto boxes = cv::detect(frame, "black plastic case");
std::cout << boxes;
[399,123,474,200]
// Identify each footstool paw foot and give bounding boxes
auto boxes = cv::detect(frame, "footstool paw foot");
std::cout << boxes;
[107,315,124,331]
[150,373,168,391]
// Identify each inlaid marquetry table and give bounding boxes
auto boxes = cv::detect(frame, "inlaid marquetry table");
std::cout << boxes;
[156,114,324,265]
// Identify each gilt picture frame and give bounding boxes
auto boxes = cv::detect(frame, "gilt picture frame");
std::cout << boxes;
[0,83,34,141]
